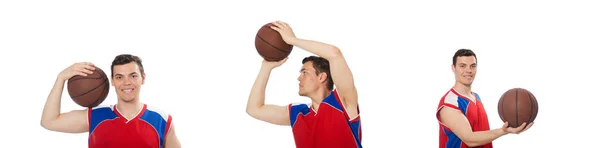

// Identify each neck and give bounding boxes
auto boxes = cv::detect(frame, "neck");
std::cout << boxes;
[116,99,143,118]
[308,87,331,111]
[453,82,472,97]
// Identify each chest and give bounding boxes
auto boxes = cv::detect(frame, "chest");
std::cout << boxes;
[89,118,162,148]
[464,101,489,128]
[292,106,355,144]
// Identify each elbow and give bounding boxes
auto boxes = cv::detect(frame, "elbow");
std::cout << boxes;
[462,139,483,147]
[245,108,252,116]
[464,142,479,147]
[40,120,52,131]
[246,106,264,120]
[328,46,343,59]
[40,121,46,129]
[245,100,253,116]
[246,109,260,120]
[245,106,256,117]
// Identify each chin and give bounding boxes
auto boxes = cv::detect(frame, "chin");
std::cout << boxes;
[118,96,136,102]
[121,98,136,103]
[462,82,473,86]
[298,92,306,96]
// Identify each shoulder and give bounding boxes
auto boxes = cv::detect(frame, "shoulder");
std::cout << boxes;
[289,103,311,127]
[143,104,171,122]
[289,103,309,109]
[442,89,461,106]
[321,89,341,103]
[289,103,310,114]
[473,92,482,101]
[88,104,117,130]
[140,104,174,134]
[90,104,112,111]
[89,104,115,115]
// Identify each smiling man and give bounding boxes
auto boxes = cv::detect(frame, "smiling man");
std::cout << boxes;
[436,49,534,148]
[41,54,181,148]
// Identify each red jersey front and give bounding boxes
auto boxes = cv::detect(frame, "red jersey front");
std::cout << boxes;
[288,89,362,148]
[88,104,172,148]
[437,88,492,148]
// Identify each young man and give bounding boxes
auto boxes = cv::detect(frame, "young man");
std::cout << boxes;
[436,49,534,148]
[40,54,181,148]
[246,21,362,148]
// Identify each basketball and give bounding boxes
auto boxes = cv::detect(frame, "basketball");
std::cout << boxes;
[67,66,110,108]
[497,88,538,128]
[255,23,293,61]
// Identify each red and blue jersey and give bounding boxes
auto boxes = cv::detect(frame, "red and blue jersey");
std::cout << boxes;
[437,88,492,148]
[288,89,362,148]
[88,104,172,148]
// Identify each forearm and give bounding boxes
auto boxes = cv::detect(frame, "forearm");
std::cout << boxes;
[287,38,342,60]
[41,77,66,127]
[464,128,507,147]
[246,66,273,113]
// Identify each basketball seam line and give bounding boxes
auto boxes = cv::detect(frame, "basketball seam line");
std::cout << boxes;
[500,91,507,124]
[89,83,109,107]
[526,91,535,126]
[68,76,105,84]
[532,92,538,120]
[71,79,108,98]
[86,84,107,107]
[255,47,279,61]
[515,89,519,128]
[256,34,290,54]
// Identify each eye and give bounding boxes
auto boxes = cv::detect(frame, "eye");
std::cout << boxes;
[132,75,137,78]
[116,76,122,79]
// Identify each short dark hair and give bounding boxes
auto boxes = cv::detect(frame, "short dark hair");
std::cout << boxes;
[111,54,145,77]
[453,49,477,66]
[302,56,334,90]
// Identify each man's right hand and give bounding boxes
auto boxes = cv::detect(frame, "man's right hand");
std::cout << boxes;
[502,122,534,134]
[58,62,96,81]
[261,57,288,70]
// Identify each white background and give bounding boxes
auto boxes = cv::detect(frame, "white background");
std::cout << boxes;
[1,0,599,147]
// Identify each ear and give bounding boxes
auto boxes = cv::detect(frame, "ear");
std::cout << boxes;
[451,64,456,73]
[318,72,327,84]
[141,73,146,85]
[111,76,115,87]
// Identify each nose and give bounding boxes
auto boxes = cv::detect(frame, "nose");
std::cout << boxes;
[123,77,132,85]
[297,75,301,81]
[465,67,473,73]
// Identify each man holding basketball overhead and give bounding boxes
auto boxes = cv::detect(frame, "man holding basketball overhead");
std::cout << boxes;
[246,21,362,148]
[436,49,534,148]
[40,54,181,148]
